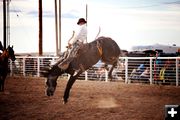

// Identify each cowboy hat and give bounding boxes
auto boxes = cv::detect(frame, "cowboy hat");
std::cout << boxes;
[77,18,87,25]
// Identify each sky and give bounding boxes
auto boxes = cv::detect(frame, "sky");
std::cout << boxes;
[0,0,180,54]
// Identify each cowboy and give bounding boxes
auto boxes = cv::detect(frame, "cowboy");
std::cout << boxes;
[58,18,87,70]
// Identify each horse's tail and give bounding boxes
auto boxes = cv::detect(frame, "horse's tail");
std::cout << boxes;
[94,26,101,39]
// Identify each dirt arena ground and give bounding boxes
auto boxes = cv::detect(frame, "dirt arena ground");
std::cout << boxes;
[0,77,180,120]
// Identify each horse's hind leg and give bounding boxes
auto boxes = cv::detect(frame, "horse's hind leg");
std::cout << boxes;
[108,62,117,81]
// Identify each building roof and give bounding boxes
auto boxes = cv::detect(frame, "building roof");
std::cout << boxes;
[132,44,180,53]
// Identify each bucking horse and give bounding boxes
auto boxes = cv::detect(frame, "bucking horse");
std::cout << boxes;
[43,37,121,104]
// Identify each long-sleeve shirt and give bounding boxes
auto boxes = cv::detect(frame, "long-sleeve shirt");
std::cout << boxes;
[69,24,87,44]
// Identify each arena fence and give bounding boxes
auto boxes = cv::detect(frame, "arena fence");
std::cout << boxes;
[9,56,180,86]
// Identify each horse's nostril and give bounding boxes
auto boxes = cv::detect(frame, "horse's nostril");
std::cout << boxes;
[46,88,54,96]
[50,90,54,96]
[47,91,52,96]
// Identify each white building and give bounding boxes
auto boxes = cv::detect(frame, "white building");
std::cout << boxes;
[132,44,180,53]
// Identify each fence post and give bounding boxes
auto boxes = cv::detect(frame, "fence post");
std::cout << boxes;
[51,57,55,66]
[125,57,128,84]
[23,57,25,76]
[176,58,179,86]
[9,60,13,76]
[149,58,153,84]
[68,74,70,79]
[37,57,40,77]
[105,69,108,82]
[85,71,88,81]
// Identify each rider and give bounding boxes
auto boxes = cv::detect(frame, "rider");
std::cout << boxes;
[58,18,87,70]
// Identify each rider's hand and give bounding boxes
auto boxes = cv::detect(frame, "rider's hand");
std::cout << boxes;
[67,43,72,48]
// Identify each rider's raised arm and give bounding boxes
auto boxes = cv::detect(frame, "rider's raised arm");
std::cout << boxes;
[68,31,75,45]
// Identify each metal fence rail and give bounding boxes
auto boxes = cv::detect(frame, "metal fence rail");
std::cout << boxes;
[9,56,180,86]
[122,57,180,86]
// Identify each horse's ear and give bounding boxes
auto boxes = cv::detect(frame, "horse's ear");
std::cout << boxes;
[12,45,13,48]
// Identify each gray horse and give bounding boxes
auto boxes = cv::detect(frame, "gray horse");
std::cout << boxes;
[43,37,121,104]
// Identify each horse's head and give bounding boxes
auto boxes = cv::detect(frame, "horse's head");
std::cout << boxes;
[46,74,58,96]
[7,45,16,61]
[43,65,63,96]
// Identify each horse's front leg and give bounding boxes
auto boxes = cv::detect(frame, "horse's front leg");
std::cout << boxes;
[0,82,2,92]
[63,73,81,104]
[0,76,3,91]
[0,80,5,92]
[2,80,4,92]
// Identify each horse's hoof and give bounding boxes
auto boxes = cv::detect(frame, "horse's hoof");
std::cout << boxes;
[62,98,68,104]
[63,101,66,104]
